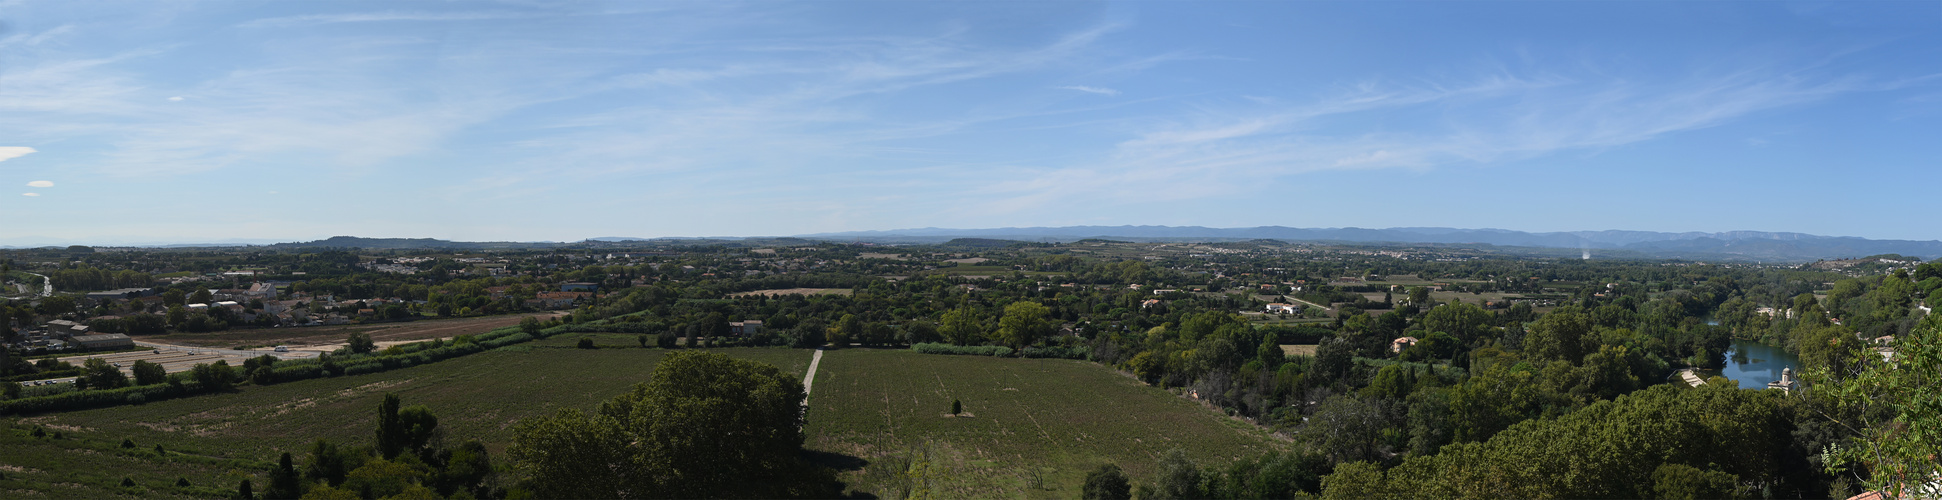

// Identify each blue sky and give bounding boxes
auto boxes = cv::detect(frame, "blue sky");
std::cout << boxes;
[3,1,1941,245]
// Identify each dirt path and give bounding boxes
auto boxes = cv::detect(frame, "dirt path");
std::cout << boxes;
[803,349,824,396]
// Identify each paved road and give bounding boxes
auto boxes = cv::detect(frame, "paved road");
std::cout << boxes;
[25,272,52,297]
[131,339,318,360]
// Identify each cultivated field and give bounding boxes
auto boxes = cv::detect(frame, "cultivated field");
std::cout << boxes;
[2,347,811,497]
[141,312,566,349]
[5,345,1290,499]
[803,349,1287,499]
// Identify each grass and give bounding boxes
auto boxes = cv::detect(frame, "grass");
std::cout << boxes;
[803,349,1287,499]
[3,347,811,497]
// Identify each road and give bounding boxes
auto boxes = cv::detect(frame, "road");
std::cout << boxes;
[24,272,52,297]
[803,348,824,396]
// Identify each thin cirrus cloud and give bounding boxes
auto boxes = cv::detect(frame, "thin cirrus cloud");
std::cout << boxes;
[968,65,1892,215]
[26,181,54,188]
[1057,85,1120,96]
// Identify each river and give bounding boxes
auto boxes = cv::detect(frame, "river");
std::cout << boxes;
[1711,340,1802,389]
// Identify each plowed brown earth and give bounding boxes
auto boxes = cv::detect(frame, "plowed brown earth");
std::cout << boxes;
[136,311,566,348]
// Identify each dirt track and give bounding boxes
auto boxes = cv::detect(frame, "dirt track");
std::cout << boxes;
[139,311,568,349]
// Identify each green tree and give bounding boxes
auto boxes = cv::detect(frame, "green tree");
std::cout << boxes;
[38,295,75,315]
[1651,463,1742,500]
[265,452,301,500]
[1151,448,1205,500]
[995,301,1052,350]
[82,358,127,389]
[347,332,376,354]
[827,314,861,347]
[191,289,213,305]
[376,393,405,459]
[192,361,235,391]
[1522,306,1591,363]
[166,305,188,327]
[398,405,440,453]
[1423,302,1494,345]
[939,298,982,346]
[509,351,834,498]
[131,359,167,385]
[1320,461,1390,500]
[1082,463,1133,500]
[1814,316,1942,498]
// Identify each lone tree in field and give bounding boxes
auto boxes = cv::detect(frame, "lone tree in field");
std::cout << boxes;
[509,351,835,498]
[951,399,962,415]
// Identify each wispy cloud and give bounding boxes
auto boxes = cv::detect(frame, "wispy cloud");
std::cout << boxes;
[973,65,1891,214]
[26,180,52,188]
[0,147,35,162]
[1057,85,1119,96]
[21,193,39,197]
[238,11,540,28]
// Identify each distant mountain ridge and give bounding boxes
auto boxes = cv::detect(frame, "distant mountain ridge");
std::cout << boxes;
[796,226,1942,261]
[8,227,1938,262]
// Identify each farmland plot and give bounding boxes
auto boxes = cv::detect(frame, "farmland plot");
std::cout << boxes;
[803,349,1285,499]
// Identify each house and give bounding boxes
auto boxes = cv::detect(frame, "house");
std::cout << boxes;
[1264,303,1301,314]
[1391,336,1419,353]
[246,282,278,300]
[1141,299,1161,309]
[729,320,764,336]
[561,282,599,292]
[71,333,134,351]
[45,319,89,337]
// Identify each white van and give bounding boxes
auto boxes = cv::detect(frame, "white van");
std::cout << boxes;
[273,345,289,352]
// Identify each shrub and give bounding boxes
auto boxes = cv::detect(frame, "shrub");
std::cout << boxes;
[912,343,1014,357]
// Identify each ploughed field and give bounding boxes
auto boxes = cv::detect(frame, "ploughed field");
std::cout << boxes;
[804,349,1287,499]
[140,312,566,349]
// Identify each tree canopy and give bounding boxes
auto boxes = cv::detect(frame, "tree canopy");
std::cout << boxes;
[508,351,835,498]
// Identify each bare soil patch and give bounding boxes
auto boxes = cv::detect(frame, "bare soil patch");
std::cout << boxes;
[142,312,566,348]
[1279,344,1318,357]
